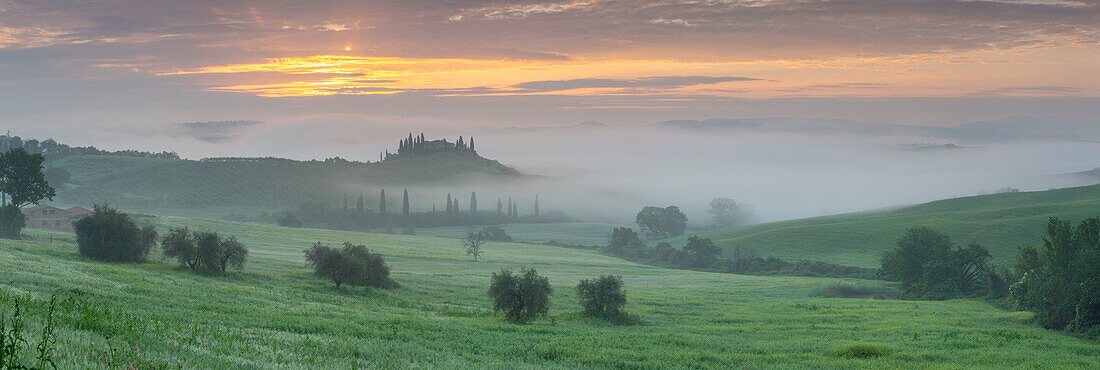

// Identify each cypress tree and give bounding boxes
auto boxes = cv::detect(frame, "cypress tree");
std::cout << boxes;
[469,137,475,152]
[470,192,478,217]
[508,197,514,218]
[402,188,410,216]
[497,198,503,215]
[534,195,539,218]
[379,189,387,217]
[512,202,518,219]
[446,193,453,215]
[357,194,365,213]
[452,198,460,213]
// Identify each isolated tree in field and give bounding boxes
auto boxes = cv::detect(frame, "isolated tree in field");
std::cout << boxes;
[402,188,410,216]
[74,205,155,262]
[470,192,478,217]
[194,231,248,273]
[305,241,390,288]
[708,198,752,227]
[605,227,649,259]
[635,206,687,238]
[576,275,626,318]
[379,189,387,217]
[464,232,485,261]
[683,236,721,268]
[0,148,55,238]
[488,268,552,324]
[0,148,56,209]
[161,226,198,270]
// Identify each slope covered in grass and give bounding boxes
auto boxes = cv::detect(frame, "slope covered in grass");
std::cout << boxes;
[2,218,1098,368]
[677,184,1100,268]
[48,152,519,207]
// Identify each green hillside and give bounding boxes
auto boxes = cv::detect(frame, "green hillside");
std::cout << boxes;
[47,152,519,208]
[676,184,1100,268]
[2,218,1098,368]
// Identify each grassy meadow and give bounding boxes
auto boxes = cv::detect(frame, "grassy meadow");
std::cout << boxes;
[2,217,1099,368]
[674,184,1100,267]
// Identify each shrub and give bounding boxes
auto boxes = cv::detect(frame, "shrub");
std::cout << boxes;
[74,205,155,262]
[488,268,552,324]
[605,227,649,259]
[880,227,992,298]
[683,236,721,268]
[1012,217,1100,332]
[478,226,512,241]
[0,205,26,239]
[305,242,391,288]
[576,275,627,318]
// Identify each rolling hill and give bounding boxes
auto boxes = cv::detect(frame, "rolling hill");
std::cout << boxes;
[47,151,520,208]
[672,184,1100,268]
[2,217,1097,367]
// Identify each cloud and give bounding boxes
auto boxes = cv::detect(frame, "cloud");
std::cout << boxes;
[177,120,264,143]
[974,86,1084,97]
[512,76,760,92]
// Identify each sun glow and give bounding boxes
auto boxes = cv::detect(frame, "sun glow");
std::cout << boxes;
[156,46,1098,99]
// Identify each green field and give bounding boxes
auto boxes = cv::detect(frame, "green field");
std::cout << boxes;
[2,217,1098,368]
[673,184,1100,268]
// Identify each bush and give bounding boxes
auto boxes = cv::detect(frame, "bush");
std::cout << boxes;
[305,242,391,288]
[576,275,627,318]
[683,236,721,268]
[478,226,512,241]
[488,268,552,324]
[74,205,156,262]
[605,227,649,259]
[0,205,26,239]
[1012,217,1100,332]
[880,227,992,298]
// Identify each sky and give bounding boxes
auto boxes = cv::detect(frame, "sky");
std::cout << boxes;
[0,0,1098,155]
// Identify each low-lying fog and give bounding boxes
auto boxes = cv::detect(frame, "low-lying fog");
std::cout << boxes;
[19,117,1100,225]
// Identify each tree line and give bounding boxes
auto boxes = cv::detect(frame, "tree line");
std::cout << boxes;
[274,191,567,230]
[0,134,178,160]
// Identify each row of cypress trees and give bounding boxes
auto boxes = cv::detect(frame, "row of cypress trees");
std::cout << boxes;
[342,190,541,218]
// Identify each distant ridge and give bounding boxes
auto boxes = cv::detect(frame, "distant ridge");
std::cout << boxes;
[47,134,521,208]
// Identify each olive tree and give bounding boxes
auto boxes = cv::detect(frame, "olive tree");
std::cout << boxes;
[576,275,626,318]
[488,268,552,324]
